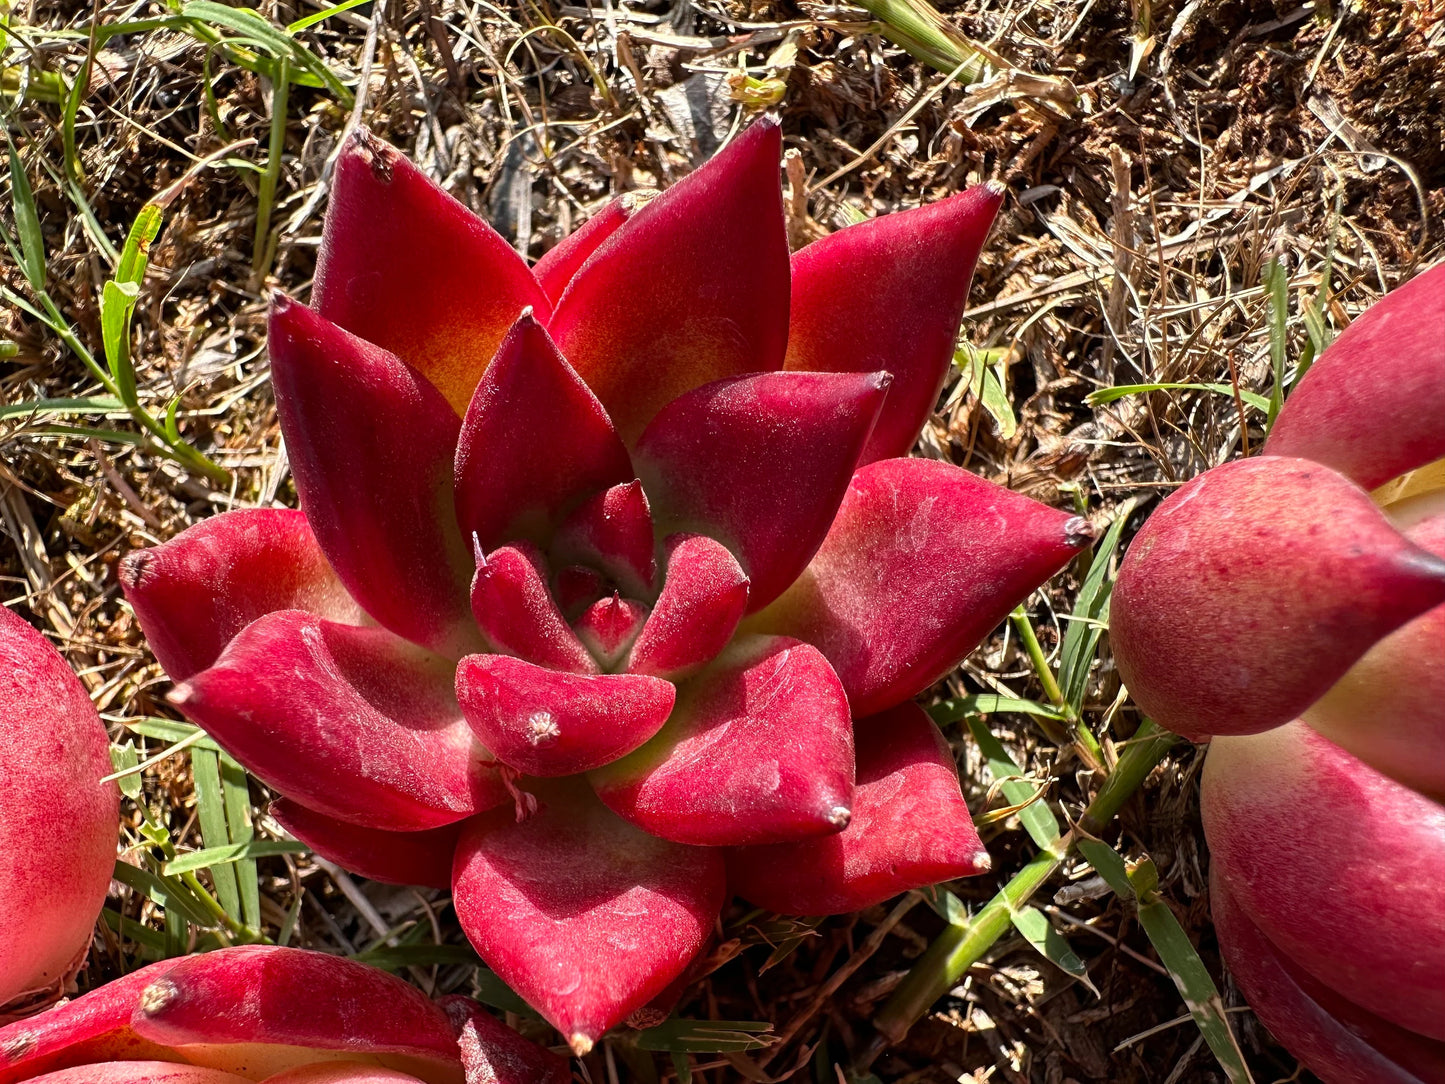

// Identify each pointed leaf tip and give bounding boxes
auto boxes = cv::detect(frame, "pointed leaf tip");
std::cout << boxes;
[550,117,790,443]
[785,184,1004,462]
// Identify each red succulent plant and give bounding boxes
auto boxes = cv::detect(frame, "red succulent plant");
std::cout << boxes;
[0,946,567,1084]
[1109,263,1445,1082]
[120,118,1096,1052]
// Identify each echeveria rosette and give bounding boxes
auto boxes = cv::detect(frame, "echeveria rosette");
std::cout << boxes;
[120,119,1097,1053]
[0,606,117,1019]
[1107,264,1445,1081]
[0,946,568,1084]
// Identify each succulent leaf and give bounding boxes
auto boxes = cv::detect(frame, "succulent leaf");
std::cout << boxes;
[549,118,790,443]
[452,780,727,1055]
[268,295,478,659]
[746,457,1093,716]
[1264,262,1445,489]
[270,800,462,890]
[470,544,597,675]
[531,196,636,307]
[1202,720,1445,1041]
[455,654,676,775]
[634,370,889,612]
[173,611,507,832]
[727,702,990,914]
[437,998,572,1084]
[572,595,649,670]
[550,481,657,599]
[1111,456,1445,740]
[626,534,749,681]
[313,129,549,414]
[454,313,633,554]
[784,184,1005,463]
[591,635,855,846]
[118,508,363,682]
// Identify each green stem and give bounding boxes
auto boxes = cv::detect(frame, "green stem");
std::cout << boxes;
[1009,605,1108,772]
[179,869,268,944]
[867,720,1177,1053]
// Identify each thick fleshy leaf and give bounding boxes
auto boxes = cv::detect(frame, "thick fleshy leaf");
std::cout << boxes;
[784,184,1005,463]
[550,481,656,598]
[626,534,749,680]
[454,314,633,552]
[572,595,648,670]
[745,458,1093,717]
[0,607,117,1011]
[0,961,180,1084]
[261,1066,425,1084]
[470,545,596,675]
[1111,456,1445,740]
[532,194,650,308]
[728,702,990,914]
[1302,486,1445,797]
[173,611,505,832]
[27,1063,250,1084]
[269,296,477,659]
[313,128,549,413]
[119,509,364,682]
[455,655,674,776]
[1211,872,1445,1084]
[437,998,571,1084]
[452,780,727,1054]
[270,799,461,890]
[592,635,854,846]
[634,371,889,611]
[1202,721,1445,1041]
[131,947,462,1081]
[549,118,790,443]
[1264,262,1445,489]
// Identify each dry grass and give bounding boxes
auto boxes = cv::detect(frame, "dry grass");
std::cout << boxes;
[2,0,1442,1080]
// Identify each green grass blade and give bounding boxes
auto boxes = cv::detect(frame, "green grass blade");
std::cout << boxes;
[117,203,163,285]
[219,753,261,929]
[191,747,242,919]
[111,860,218,927]
[929,694,1068,724]
[5,134,46,290]
[1086,382,1271,414]
[1263,256,1289,425]
[108,741,144,800]
[1057,500,1134,711]
[253,55,290,275]
[102,907,168,957]
[165,838,308,876]
[0,395,123,420]
[635,1020,775,1054]
[1008,904,1096,994]
[967,716,1061,849]
[286,0,369,33]
[123,717,222,750]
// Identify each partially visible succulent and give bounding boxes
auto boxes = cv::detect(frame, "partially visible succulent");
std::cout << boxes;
[0,946,567,1084]
[1109,264,1445,1081]
[120,119,1097,1051]
[0,606,117,1018]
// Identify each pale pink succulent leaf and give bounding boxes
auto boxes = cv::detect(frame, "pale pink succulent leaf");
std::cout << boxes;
[727,702,990,914]
[118,508,364,682]
[452,780,726,1055]
[1111,456,1445,740]
[1302,487,1445,797]
[745,458,1093,717]
[633,370,890,612]
[590,635,855,846]
[0,608,116,1010]
[1203,721,1445,1041]
[172,610,507,832]
[438,997,571,1084]
[572,595,649,670]
[454,312,633,553]
[25,1063,252,1084]
[260,1066,427,1084]
[1211,873,1445,1084]
[1264,262,1445,489]
[455,654,675,776]
[784,184,1005,463]
[270,798,462,891]
[626,534,749,681]
[550,480,657,598]
[549,118,791,444]
[268,295,479,659]
[129,947,462,1074]
[470,544,598,675]
[531,197,633,307]
[313,129,550,414]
